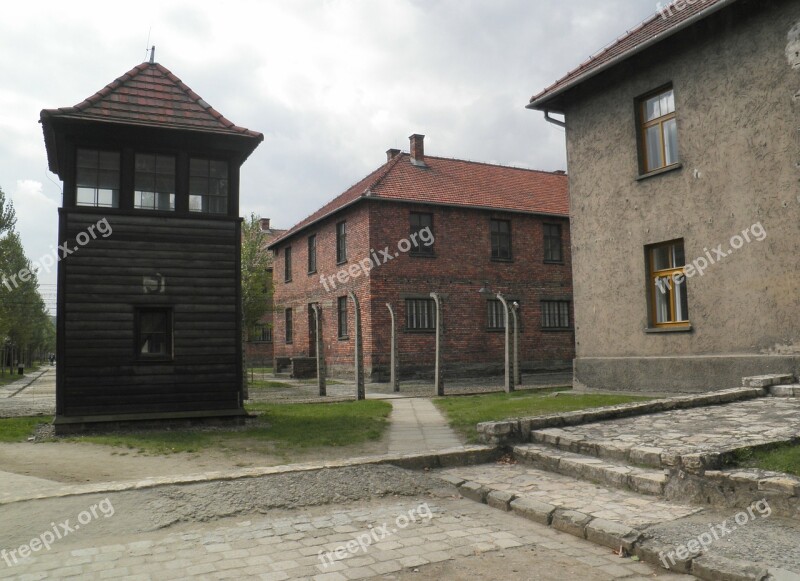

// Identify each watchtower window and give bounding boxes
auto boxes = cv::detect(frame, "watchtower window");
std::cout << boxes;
[189,158,228,214]
[76,149,120,208]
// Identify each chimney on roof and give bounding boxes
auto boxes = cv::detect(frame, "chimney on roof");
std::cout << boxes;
[149,46,155,64]
[386,148,401,163]
[259,218,271,232]
[409,134,426,167]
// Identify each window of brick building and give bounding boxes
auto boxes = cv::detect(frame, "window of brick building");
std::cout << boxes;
[285,308,293,343]
[490,219,511,260]
[543,224,563,263]
[405,298,436,330]
[409,212,434,255]
[336,221,347,264]
[541,301,571,329]
[337,296,348,338]
[284,246,292,282]
[307,235,317,274]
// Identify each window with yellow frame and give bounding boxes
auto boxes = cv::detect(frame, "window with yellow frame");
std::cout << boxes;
[639,87,680,174]
[647,240,689,327]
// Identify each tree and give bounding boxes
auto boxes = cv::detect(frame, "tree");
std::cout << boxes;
[241,213,273,341]
[0,187,55,372]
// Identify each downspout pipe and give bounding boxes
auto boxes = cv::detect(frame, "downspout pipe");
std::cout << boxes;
[544,110,566,128]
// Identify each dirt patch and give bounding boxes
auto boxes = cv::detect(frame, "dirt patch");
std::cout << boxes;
[0,436,389,484]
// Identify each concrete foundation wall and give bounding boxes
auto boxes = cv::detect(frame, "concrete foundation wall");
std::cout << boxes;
[575,355,800,394]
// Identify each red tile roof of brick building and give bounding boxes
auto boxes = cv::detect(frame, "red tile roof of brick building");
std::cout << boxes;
[269,153,568,248]
[40,61,262,139]
[529,0,735,111]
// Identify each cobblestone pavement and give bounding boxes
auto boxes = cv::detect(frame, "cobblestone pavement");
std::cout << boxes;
[387,399,462,453]
[533,398,800,457]
[437,464,702,529]
[2,496,693,580]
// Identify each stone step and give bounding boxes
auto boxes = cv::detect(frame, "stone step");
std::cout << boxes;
[742,373,795,388]
[529,427,669,469]
[769,384,800,397]
[513,443,670,496]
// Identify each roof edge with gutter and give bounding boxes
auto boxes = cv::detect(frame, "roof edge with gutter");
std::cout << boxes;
[527,0,739,113]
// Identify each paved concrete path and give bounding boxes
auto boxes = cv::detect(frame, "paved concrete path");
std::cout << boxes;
[387,398,463,454]
[0,495,691,580]
[0,367,56,417]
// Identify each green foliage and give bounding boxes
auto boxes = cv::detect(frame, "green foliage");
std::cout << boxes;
[0,187,56,359]
[241,213,273,340]
[434,391,651,443]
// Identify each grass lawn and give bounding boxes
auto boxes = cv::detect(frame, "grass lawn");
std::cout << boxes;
[0,416,52,442]
[0,374,21,388]
[247,367,274,374]
[733,443,800,477]
[66,400,392,457]
[434,391,651,443]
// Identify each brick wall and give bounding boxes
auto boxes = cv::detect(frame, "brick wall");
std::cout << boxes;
[271,199,575,380]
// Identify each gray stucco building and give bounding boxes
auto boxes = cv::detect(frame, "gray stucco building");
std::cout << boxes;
[529,0,800,392]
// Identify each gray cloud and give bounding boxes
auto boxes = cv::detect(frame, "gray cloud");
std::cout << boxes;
[0,0,658,311]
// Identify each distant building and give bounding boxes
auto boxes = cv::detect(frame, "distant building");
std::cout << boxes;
[41,57,262,430]
[268,135,574,380]
[528,0,800,391]
[245,218,286,365]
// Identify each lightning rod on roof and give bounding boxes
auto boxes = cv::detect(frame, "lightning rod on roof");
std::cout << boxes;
[149,46,155,64]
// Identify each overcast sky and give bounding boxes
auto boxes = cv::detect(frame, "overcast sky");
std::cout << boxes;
[0,0,658,311]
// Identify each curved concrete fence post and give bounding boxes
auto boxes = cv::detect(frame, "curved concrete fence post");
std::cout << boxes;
[386,303,399,392]
[511,301,521,386]
[348,291,365,400]
[430,292,444,396]
[312,303,326,396]
[496,293,514,393]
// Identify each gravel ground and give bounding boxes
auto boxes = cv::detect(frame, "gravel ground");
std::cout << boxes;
[643,508,800,572]
[0,464,452,549]
[246,371,573,404]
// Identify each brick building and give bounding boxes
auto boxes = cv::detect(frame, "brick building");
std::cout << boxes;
[268,135,573,380]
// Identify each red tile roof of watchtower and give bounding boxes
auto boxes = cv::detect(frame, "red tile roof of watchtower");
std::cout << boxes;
[40,61,262,139]
[529,0,733,110]
[269,153,568,248]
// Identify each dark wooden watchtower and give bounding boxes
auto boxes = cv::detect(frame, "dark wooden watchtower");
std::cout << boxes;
[40,56,263,431]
